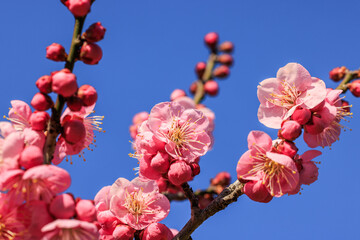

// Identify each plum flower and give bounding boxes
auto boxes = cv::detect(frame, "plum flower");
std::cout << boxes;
[53,104,104,164]
[303,89,352,148]
[108,177,170,230]
[147,102,211,162]
[258,63,327,129]
[236,131,299,197]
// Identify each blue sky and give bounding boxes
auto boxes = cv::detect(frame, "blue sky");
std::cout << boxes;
[1,1,360,239]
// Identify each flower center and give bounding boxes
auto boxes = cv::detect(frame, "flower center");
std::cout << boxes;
[0,221,16,240]
[123,189,147,223]
[267,80,301,109]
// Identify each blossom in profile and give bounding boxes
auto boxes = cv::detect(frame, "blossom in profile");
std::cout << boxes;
[237,131,299,197]
[147,101,211,162]
[108,177,170,230]
[41,219,99,240]
[257,63,327,129]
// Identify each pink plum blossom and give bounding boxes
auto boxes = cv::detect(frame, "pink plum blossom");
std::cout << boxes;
[147,101,211,162]
[108,177,170,230]
[257,63,327,129]
[41,219,99,240]
[236,131,299,197]
[53,104,104,164]
[303,89,350,148]
[142,223,174,240]
[0,165,71,203]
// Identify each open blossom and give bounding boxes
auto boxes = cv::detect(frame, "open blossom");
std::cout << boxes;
[257,63,327,129]
[105,177,170,230]
[237,131,299,197]
[303,89,351,148]
[53,104,104,164]
[147,101,211,162]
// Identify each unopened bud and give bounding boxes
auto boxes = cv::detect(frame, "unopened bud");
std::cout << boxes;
[292,107,311,125]
[52,69,78,97]
[329,66,348,82]
[204,32,219,50]
[348,80,360,97]
[170,89,186,101]
[83,22,106,42]
[80,42,103,65]
[78,84,97,106]
[67,96,83,112]
[36,75,52,94]
[190,162,200,176]
[49,193,76,219]
[19,145,43,169]
[213,65,230,78]
[204,80,219,96]
[31,93,53,111]
[217,54,233,66]
[279,120,302,141]
[195,62,206,78]
[65,0,91,17]
[218,41,234,53]
[46,43,67,62]
[30,111,50,131]
[189,81,198,95]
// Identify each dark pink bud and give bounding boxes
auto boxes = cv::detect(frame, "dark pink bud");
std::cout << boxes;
[280,120,302,141]
[168,161,193,186]
[63,119,86,144]
[80,42,103,65]
[272,140,298,158]
[217,54,233,66]
[329,66,348,82]
[49,193,76,219]
[348,80,360,97]
[292,107,311,125]
[195,62,206,78]
[150,151,170,173]
[52,69,78,97]
[304,115,326,134]
[19,145,43,169]
[67,96,83,111]
[204,80,219,96]
[243,180,273,203]
[198,194,214,209]
[36,75,52,94]
[204,32,219,49]
[78,84,98,106]
[46,43,67,62]
[83,22,106,42]
[170,89,186,101]
[213,65,230,78]
[218,41,234,53]
[113,224,135,240]
[30,111,50,131]
[66,0,91,17]
[142,223,173,240]
[75,199,96,222]
[190,162,200,176]
[210,171,231,194]
[31,93,54,111]
[156,177,169,193]
[189,82,197,95]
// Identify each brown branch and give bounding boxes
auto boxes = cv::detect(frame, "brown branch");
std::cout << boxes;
[173,180,244,240]
[164,188,216,202]
[181,183,201,217]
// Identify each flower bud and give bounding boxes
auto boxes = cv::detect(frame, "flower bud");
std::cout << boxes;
[204,80,219,96]
[243,180,273,203]
[189,81,197,95]
[217,54,233,66]
[52,69,78,97]
[19,145,43,169]
[329,66,348,82]
[150,151,170,174]
[113,224,136,240]
[198,193,213,209]
[348,80,360,97]
[36,75,52,94]
[65,0,91,17]
[78,84,98,106]
[142,223,173,240]
[168,161,193,186]
[49,193,76,219]
[83,22,106,42]
[210,171,231,194]
[279,120,302,141]
[190,162,200,176]
[156,177,169,193]
[292,107,311,125]
[75,199,96,222]
[204,32,219,49]
[272,140,298,158]
[31,93,54,111]
[30,111,50,131]
[63,119,86,144]
[195,62,206,78]
[67,96,83,112]
[213,65,230,78]
[80,42,103,65]
[46,43,67,62]
[170,89,186,101]
[218,41,234,53]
